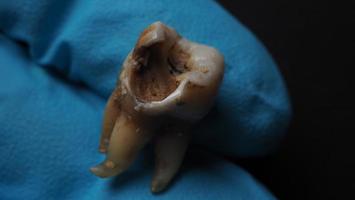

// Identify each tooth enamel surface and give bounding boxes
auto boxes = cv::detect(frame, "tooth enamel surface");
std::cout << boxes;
[92,21,224,193]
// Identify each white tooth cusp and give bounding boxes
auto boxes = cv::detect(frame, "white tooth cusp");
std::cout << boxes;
[90,21,224,193]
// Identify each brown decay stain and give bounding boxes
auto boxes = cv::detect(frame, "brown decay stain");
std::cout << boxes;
[132,67,179,102]
[200,67,209,73]
[113,87,122,101]
[187,81,205,89]
[130,38,193,102]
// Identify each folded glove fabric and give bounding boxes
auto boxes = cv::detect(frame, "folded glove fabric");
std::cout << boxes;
[0,0,291,199]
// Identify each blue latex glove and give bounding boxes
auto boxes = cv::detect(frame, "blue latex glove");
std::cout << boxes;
[0,0,291,199]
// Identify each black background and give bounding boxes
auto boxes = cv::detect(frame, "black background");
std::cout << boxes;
[217,0,354,199]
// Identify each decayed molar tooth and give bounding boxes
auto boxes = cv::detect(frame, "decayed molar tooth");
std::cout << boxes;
[91,21,224,192]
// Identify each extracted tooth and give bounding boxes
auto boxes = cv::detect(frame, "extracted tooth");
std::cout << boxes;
[91,21,224,192]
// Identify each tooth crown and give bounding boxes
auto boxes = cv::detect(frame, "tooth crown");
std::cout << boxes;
[120,22,224,121]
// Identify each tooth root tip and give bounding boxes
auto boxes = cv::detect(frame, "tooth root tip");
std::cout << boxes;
[90,166,110,178]
[90,167,102,177]
[90,162,126,179]
[151,180,167,193]
[90,167,98,173]
[99,148,107,153]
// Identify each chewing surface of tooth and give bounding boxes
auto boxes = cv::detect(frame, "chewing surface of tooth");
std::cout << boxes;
[91,21,224,193]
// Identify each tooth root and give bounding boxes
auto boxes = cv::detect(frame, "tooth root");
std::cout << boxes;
[99,89,121,153]
[151,126,190,193]
[91,113,153,178]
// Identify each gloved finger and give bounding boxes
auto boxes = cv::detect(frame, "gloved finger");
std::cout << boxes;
[0,36,276,199]
[0,0,291,157]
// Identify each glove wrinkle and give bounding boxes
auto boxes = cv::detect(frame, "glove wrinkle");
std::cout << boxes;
[0,1,291,199]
